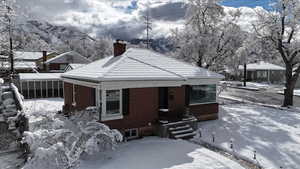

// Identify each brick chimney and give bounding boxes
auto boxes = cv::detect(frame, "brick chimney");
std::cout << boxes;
[42,51,47,71]
[113,40,126,57]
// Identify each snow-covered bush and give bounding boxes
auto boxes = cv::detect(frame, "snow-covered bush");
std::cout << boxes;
[81,122,123,155]
[23,143,70,169]
[22,109,123,169]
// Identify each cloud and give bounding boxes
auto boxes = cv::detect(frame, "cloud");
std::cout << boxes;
[16,0,268,40]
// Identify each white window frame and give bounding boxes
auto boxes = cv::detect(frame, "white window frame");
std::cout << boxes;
[96,88,123,121]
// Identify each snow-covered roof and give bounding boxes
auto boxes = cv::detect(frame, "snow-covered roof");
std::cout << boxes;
[0,61,36,70]
[14,51,43,61]
[62,48,224,82]
[19,73,62,81]
[69,63,85,69]
[45,51,91,64]
[238,61,285,71]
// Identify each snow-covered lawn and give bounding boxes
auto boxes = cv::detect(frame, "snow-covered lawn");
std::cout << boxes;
[197,104,300,169]
[79,137,244,169]
[0,151,24,169]
[278,89,300,97]
[23,98,64,116]
[221,81,284,91]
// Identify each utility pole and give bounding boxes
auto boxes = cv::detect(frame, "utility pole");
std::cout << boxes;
[143,4,152,49]
[8,12,13,74]
[243,63,247,87]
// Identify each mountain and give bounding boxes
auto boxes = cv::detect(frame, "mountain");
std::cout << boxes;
[15,20,96,50]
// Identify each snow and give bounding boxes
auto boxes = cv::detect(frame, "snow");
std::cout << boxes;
[278,89,300,97]
[238,61,285,71]
[79,137,244,169]
[19,73,62,81]
[196,104,300,169]
[11,83,24,110]
[62,48,224,82]
[221,81,284,91]
[0,61,37,70]
[0,151,24,169]
[23,98,64,118]
[14,51,43,61]
[45,51,91,64]
[22,98,122,169]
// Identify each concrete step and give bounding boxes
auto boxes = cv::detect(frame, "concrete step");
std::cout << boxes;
[169,125,190,131]
[171,128,194,135]
[174,131,197,139]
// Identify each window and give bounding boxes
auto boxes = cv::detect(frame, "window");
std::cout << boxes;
[106,90,120,115]
[189,85,216,104]
[59,64,68,70]
[124,128,139,139]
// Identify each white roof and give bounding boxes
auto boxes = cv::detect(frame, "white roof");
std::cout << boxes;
[238,61,285,71]
[45,51,91,64]
[0,61,36,70]
[19,73,62,81]
[62,48,224,82]
[68,64,85,69]
[14,51,42,60]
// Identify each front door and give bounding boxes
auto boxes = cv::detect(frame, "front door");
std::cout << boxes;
[159,87,168,109]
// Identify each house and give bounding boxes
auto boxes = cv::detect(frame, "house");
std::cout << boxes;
[61,41,224,139]
[0,51,58,74]
[64,64,86,72]
[45,51,91,72]
[18,73,63,99]
[238,61,285,84]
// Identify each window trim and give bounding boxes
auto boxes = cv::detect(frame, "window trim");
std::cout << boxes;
[97,89,124,121]
[188,84,217,105]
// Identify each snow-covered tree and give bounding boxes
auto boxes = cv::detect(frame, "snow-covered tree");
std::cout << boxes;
[22,109,122,169]
[253,0,300,106]
[171,0,245,71]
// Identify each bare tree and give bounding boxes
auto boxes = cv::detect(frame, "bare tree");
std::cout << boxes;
[253,0,300,106]
[0,0,16,74]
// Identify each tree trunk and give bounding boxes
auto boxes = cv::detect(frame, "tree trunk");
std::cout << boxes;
[283,67,295,107]
[197,50,203,67]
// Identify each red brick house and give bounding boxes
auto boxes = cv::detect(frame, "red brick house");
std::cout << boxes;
[61,41,224,139]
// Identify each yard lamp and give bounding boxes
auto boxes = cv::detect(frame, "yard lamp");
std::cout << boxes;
[212,132,216,143]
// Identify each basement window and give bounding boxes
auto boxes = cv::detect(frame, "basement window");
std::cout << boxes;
[124,128,139,139]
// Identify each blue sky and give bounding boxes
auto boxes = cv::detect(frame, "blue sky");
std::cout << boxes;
[221,0,277,10]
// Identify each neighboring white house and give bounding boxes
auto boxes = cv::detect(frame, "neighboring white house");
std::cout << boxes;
[238,61,286,84]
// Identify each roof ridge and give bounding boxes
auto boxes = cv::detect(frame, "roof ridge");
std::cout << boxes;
[102,53,131,79]
[127,55,187,80]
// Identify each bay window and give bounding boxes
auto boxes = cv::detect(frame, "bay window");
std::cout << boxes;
[189,85,216,104]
